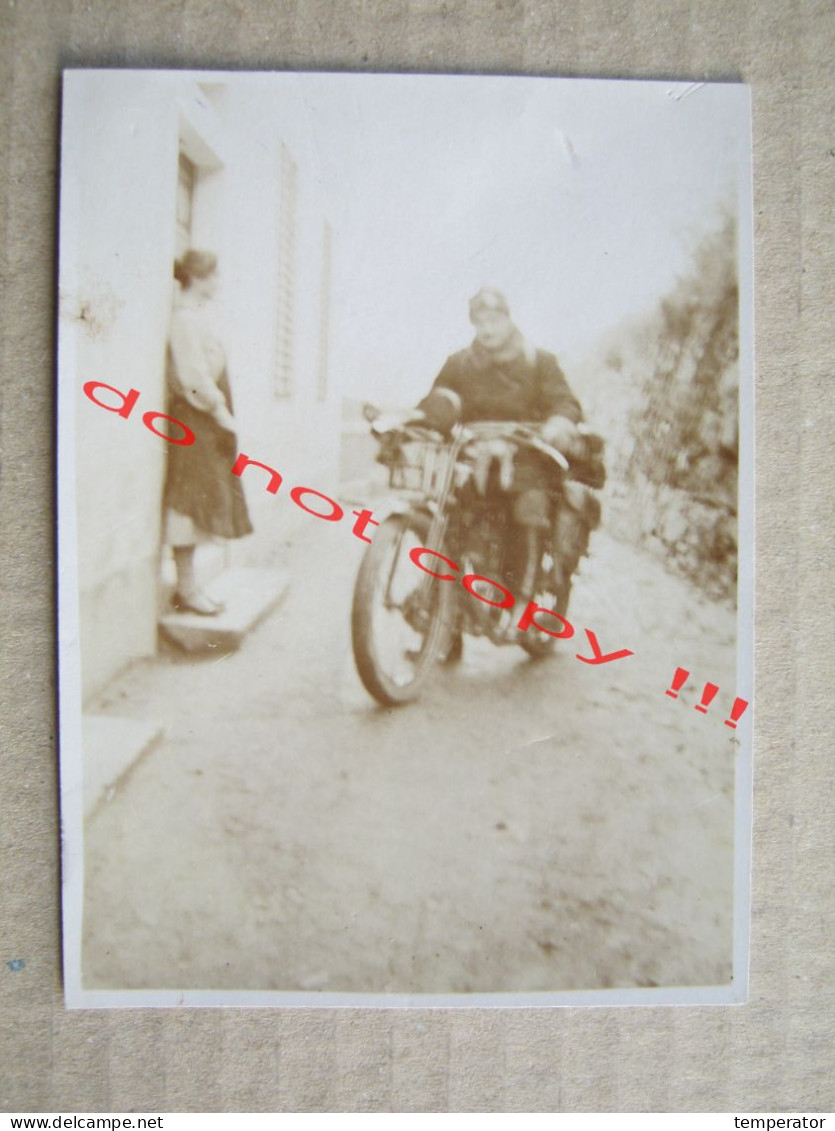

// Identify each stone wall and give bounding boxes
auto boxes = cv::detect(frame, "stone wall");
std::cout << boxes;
[577,217,740,603]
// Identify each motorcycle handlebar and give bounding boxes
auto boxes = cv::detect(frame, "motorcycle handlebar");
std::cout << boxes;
[370,413,571,471]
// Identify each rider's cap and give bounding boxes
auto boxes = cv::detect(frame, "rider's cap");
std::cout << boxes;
[469,286,510,320]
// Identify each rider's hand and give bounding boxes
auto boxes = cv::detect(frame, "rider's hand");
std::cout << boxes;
[542,414,579,453]
[419,387,461,434]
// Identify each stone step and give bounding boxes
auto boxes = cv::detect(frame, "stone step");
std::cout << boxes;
[83,714,164,819]
[158,567,289,653]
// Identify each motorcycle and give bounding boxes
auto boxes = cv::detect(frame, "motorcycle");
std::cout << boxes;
[350,407,602,707]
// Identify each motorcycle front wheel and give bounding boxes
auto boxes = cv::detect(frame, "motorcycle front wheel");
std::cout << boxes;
[351,513,456,706]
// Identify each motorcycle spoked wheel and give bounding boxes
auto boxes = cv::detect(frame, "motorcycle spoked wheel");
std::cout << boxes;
[351,513,457,706]
[515,527,572,660]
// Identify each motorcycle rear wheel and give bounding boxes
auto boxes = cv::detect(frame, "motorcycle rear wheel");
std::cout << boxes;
[351,513,456,706]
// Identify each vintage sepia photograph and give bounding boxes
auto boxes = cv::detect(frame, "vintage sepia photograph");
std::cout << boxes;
[57,70,752,1007]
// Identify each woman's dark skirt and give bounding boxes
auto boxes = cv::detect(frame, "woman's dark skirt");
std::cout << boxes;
[163,382,253,541]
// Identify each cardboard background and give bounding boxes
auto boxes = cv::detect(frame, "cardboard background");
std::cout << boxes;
[1,0,832,1112]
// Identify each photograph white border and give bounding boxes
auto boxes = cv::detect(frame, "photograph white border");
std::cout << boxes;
[57,70,754,1010]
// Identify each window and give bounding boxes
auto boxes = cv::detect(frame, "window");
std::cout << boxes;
[317,221,333,402]
[275,144,298,398]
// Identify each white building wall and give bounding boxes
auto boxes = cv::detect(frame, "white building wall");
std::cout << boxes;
[60,73,342,701]
[215,84,343,547]
[62,73,182,701]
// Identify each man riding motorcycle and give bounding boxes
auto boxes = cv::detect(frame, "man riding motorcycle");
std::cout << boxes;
[415,286,602,600]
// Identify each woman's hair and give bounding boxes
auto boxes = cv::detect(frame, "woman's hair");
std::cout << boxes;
[174,249,218,289]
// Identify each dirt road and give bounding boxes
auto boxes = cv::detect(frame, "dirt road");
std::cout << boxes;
[82,519,740,995]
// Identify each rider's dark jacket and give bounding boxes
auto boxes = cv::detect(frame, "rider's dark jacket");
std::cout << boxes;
[418,336,583,429]
[416,334,588,534]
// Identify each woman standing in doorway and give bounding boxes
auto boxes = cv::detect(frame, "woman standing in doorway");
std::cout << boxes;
[164,249,253,615]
